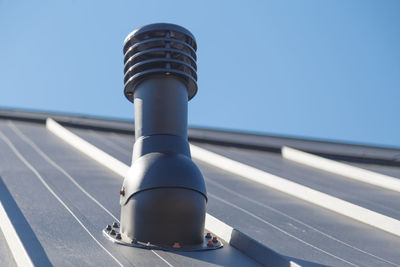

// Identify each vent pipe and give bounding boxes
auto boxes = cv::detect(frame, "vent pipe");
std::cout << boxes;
[119,23,207,247]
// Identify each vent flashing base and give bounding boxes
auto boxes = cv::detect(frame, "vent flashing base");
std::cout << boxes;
[103,225,223,252]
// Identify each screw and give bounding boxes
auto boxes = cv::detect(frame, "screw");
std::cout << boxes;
[172,242,181,249]
[110,229,116,235]
[105,225,112,231]
[207,240,214,247]
[112,222,119,228]
[119,189,125,196]
[212,237,218,243]
[116,233,122,240]
[205,232,212,238]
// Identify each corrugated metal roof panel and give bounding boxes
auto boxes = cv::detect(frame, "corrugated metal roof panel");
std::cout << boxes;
[1,111,400,266]
[0,119,261,266]
[64,121,400,266]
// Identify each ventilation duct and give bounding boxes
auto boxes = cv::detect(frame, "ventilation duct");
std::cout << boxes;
[105,23,212,250]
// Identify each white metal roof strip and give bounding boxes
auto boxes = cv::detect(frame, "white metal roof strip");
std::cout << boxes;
[0,201,34,267]
[46,118,295,267]
[282,146,400,193]
[205,213,233,243]
[46,118,130,178]
[189,144,400,237]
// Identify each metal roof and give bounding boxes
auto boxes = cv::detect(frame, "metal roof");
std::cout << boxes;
[1,108,400,267]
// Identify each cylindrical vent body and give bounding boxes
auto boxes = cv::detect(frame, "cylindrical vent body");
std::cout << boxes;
[133,78,188,140]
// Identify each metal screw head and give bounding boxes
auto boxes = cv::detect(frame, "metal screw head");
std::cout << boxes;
[119,189,125,196]
[110,229,116,235]
[112,222,119,228]
[205,232,212,238]
[207,240,214,247]
[105,225,112,231]
[116,233,122,240]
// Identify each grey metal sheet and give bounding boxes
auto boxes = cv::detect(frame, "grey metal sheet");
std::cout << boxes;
[198,161,400,267]
[69,128,400,266]
[0,120,260,267]
[0,230,16,267]
[193,143,400,222]
[0,124,132,266]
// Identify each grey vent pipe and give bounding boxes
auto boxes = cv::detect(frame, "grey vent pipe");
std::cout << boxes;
[119,23,207,246]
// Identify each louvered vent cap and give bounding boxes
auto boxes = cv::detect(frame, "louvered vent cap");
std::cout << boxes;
[123,23,197,102]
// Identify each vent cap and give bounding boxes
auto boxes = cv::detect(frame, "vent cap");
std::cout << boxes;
[123,23,198,102]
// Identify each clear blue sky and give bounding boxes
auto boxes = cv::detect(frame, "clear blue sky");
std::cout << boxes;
[1,1,399,148]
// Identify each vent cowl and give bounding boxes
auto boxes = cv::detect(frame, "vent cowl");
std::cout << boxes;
[123,23,198,102]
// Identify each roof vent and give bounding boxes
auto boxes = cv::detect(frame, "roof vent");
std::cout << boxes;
[117,23,208,248]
